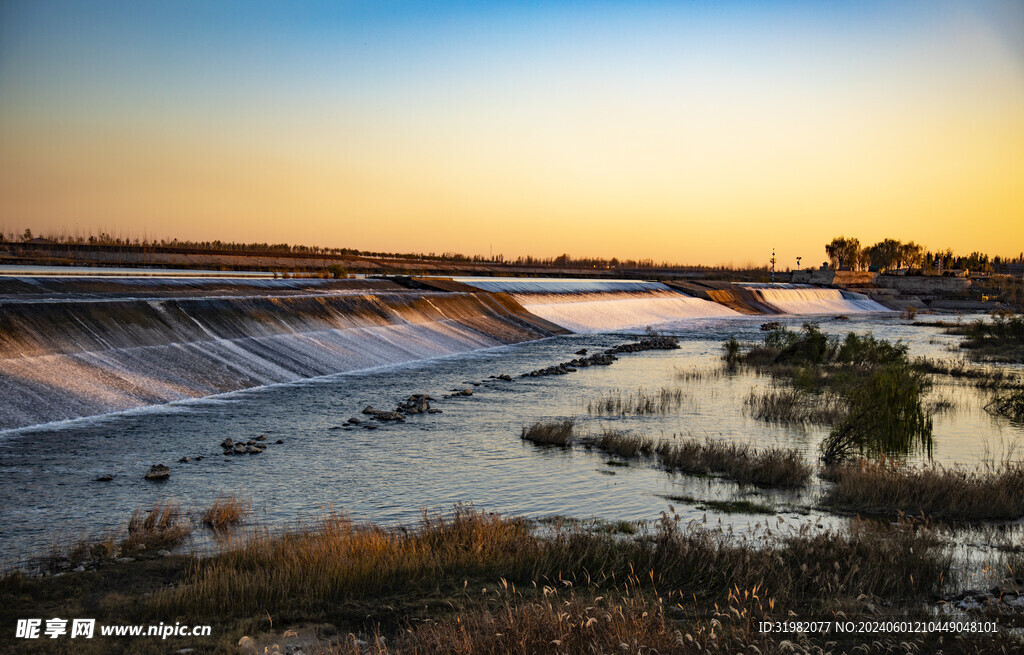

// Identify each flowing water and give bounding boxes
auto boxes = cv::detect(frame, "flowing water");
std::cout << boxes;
[1,277,1021,567]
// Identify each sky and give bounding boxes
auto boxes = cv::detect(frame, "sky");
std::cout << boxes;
[1,0,1022,267]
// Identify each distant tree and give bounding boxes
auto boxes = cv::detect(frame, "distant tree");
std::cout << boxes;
[867,239,900,271]
[22,228,33,241]
[826,236,862,270]
[897,241,923,269]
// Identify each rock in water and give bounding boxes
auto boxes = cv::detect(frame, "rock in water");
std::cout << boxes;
[399,394,431,414]
[95,474,113,482]
[144,465,169,481]
[361,405,376,415]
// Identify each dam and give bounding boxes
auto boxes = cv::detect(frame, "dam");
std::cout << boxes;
[0,274,890,432]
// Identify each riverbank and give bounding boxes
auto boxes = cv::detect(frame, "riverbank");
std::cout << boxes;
[3,503,1021,654]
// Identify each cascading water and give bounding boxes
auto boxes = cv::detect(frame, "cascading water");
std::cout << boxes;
[738,284,891,314]
[0,285,561,431]
[454,278,740,332]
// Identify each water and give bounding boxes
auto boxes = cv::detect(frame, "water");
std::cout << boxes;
[0,290,559,430]
[737,284,890,314]
[2,311,1021,566]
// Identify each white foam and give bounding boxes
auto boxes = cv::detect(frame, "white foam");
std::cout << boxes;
[0,292,549,431]
[518,294,739,333]
[453,277,670,294]
[739,285,890,314]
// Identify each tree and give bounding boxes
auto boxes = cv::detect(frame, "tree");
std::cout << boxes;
[825,236,862,270]
[22,228,33,241]
[897,241,923,270]
[867,239,900,271]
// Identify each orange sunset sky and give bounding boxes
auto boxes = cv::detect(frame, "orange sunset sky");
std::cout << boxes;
[1,0,1022,267]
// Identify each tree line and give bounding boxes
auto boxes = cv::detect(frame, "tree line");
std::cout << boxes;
[1,227,744,272]
[824,236,1022,275]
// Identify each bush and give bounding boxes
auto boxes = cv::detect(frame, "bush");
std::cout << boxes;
[821,363,933,464]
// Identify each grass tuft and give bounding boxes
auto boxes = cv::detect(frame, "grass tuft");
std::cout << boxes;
[122,500,192,553]
[200,494,252,531]
[586,386,687,415]
[656,439,813,488]
[822,460,1024,521]
[520,419,575,447]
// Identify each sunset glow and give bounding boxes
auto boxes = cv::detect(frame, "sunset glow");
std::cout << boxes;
[2,0,1022,265]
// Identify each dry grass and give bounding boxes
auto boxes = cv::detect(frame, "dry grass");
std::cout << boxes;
[822,460,1024,521]
[586,386,687,415]
[656,438,813,488]
[150,505,946,621]
[578,429,812,488]
[674,366,726,382]
[121,500,192,553]
[584,428,654,458]
[331,585,685,655]
[11,505,1022,654]
[744,387,848,424]
[986,388,1024,421]
[913,357,1021,389]
[520,419,575,447]
[200,493,252,531]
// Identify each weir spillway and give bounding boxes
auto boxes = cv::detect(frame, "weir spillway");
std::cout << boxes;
[0,275,889,431]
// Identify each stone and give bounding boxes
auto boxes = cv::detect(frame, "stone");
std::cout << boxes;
[234,443,247,454]
[400,395,430,414]
[575,349,588,355]
[276,439,284,444]
[220,438,234,449]
[497,374,512,381]
[256,435,267,441]
[144,465,169,481]
[157,550,171,557]
[372,411,404,421]
[428,408,443,414]
[364,424,378,430]
[178,456,191,463]
[347,417,361,425]
[246,445,264,454]
[992,578,1023,596]
[362,405,376,415]
[95,474,113,482]
[195,456,203,461]
[73,565,86,572]
[245,440,255,446]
